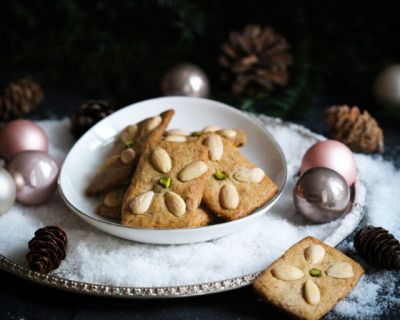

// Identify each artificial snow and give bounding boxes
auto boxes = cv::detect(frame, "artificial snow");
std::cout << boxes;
[0,116,399,318]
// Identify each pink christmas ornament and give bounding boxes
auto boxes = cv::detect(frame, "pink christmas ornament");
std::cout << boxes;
[300,140,357,186]
[0,120,48,161]
[7,151,59,205]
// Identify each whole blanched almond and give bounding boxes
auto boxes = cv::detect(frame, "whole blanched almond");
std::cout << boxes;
[218,129,237,138]
[166,135,187,142]
[120,148,136,164]
[272,264,304,281]
[304,280,320,305]
[219,184,239,209]
[304,245,325,265]
[143,115,162,135]
[326,262,354,279]
[151,147,172,173]
[166,129,187,136]
[203,125,221,132]
[178,161,208,182]
[233,167,265,183]
[129,191,154,214]
[120,124,138,144]
[205,135,223,161]
[165,191,186,217]
[104,191,122,207]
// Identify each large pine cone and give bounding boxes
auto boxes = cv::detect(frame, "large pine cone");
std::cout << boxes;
[26,226,68,273]
[0,76,44,120]
[325,105,384,153]
[219,24,292,96]
[354,226,400,270]
[70,100,113,139]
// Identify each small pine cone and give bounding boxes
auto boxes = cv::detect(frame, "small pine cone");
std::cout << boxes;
[0,76,44,120]
[325,105,384,153]
[70,100,114,139]
[26,226,68,274]
[354,226,400,270]
[219,24,292,96]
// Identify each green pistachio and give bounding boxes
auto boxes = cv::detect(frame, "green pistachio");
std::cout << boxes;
[214,169,228,180]
[159,176,171,188]
[125,139,134,148]
[309,268,322,277]
[191,130,203,137]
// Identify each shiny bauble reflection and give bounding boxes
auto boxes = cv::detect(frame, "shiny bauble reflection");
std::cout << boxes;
[294,167,351,223]
[0,166,16,214]
[373,64,400,105]
[7,151,59,205]
[161,63,209,97]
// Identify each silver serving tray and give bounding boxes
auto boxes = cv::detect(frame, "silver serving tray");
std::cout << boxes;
[0,116,366,298]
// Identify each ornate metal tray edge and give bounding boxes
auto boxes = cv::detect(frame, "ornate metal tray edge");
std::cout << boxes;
[0,254,260,298]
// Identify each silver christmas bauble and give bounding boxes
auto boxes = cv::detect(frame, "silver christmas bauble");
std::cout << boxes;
[161,63,209,97]
[293,167,350,223]
[373,64,400,105]
[0,166,16,214]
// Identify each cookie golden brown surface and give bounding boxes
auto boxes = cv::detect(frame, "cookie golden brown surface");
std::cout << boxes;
[96,187,126,221]
[121,139,211,228]
[253,237,364,320]
[86,109,175,196]
[201,133,278,221]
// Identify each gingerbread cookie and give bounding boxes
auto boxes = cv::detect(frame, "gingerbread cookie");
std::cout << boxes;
[253,237,364,320]
[201,133,278,221]
[96,186,215,225]
[86,109,174,196]
[121,139,211,228]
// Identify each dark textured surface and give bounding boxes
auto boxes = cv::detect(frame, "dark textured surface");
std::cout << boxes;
[0,89,399,320]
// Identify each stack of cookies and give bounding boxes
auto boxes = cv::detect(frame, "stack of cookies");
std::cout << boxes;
[86,109,279,228]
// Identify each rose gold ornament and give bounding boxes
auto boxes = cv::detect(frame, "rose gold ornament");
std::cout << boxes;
[0,120,48,161]
[7,151,59,205]
[300,140,356,186]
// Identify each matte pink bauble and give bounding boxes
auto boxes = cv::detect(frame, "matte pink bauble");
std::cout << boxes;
[7,151,59,205]
[300,140,356,186]
[0,120,48,161]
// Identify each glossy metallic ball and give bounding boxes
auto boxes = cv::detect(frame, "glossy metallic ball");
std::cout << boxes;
[294,167,351,223]
[8,151,59,205]
[0,166,16,214]
[161,63,209,97]
[300,140,357,186]
[0,119,48,161]
[373,64,400,105]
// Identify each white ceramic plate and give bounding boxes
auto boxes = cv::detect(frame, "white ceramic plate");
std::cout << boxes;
[59,97,287,244]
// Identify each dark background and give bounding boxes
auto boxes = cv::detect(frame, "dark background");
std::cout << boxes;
[2,1,400,120]
[1,1,400,319]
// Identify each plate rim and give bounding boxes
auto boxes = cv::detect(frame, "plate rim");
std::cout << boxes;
[58,96,288,235]
[0,113,366,299]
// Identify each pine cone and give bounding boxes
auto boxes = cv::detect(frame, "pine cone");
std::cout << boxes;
[219,24,292,96]
[325,105,384,153]
[0,76,44,120]
[354,226,400,270]
[26,226,68,273]
[70,100,113,139]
